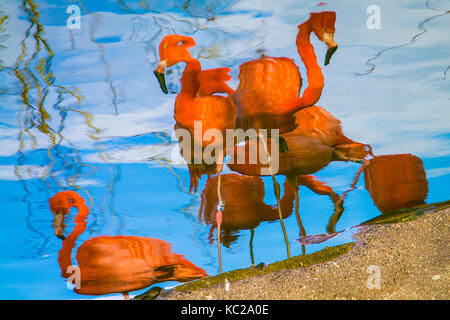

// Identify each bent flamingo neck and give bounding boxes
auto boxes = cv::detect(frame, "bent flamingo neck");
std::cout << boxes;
[57,195,90,278]
[292,22,325,113]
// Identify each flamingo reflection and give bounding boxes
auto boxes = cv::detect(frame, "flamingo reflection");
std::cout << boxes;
[298,154,429,246]
[154,36,238,273]
[232,11,338,135]
[199,174,296,265]
[228,107,371,251]
[199,173,347,259]
[352,154,428,214]
[225,11,340,259]
[286,105,373,162]
[171,65,236,194]
[49,191,207,299]
[154,35,236,193]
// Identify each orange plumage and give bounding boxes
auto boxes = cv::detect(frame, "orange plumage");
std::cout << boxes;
[287,105,372,161]
[363,154,428,213]
[49,191,208,297]
[232,11,338,134]
[155,35,236,192]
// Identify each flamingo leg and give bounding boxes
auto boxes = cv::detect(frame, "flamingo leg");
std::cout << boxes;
[271,176,291,259]
[340,159,370,199]
[288,176,306,255]
[297,175,345,235]
[326,196,344,234]
[259,133,291,259]
[216,148,225,274]
[249,228,255,267]
[216,210,222,274]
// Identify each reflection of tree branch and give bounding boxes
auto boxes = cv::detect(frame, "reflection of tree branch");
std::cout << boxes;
[6,0,113,249]
[117,0,159,14]
[0,14,9,65]
[426,0,438,11]
[88,14,119,115]
[175,0,237,21]
[357,8,450,76]
[139,0,149,10]
[443,65,449,80]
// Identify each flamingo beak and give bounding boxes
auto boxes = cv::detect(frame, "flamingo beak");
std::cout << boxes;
[52,209,65,240]
[323,32,338,66]
[154,60,168,94]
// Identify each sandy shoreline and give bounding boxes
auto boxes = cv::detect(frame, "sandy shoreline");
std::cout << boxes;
[166,207,449,300]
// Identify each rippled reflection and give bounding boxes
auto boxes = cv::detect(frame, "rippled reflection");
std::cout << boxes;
[199,174,294,264]
[50,191,207,299]
[298,152,431,245]
[362,154,428,214]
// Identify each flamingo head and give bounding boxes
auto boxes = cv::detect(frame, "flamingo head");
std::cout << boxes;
[154,35,196,94]
[49,191,81,214]
[309,11,338,65]
[49,191,82,240]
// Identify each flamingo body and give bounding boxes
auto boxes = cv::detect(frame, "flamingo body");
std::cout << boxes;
[364,154,428,213]
[75,235,208,296]
[175,95,236,148]
[288,105,371,161]
[200,174,295,229]
[231,11,338,135]
[228,135,333,177]
[232,57,302,133]
[199,174,295,247]
[155,35,236,192]
[49,191,208,297]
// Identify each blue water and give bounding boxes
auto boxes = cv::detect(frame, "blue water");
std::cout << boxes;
[0,0,449,299]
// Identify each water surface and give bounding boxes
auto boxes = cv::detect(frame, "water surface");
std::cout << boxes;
[0,0,449,299]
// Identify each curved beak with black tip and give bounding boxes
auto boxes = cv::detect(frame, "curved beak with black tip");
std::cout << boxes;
[52,209,66,240]
[323,32,338,66]
[325,45,338,66]
[154,60,168,94]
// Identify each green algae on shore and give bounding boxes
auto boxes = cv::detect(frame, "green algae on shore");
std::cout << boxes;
[175,200,450,293]
[175,242,354,292]
[360,199,450,226]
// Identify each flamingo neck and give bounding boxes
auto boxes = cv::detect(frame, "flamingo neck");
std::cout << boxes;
[179,58,201,99]
[58,198,90,278]
[294,22,325,111]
